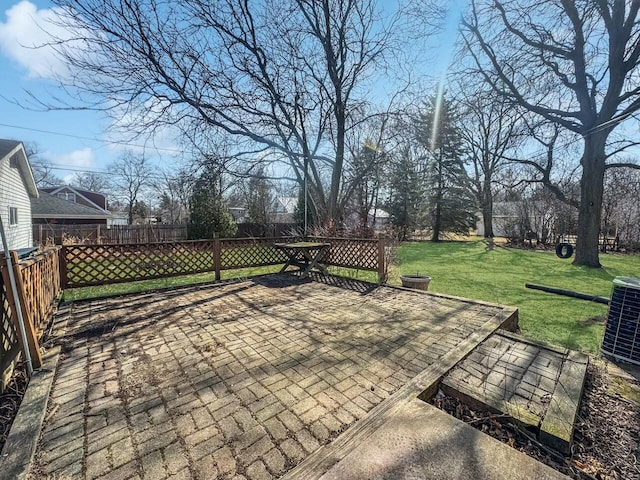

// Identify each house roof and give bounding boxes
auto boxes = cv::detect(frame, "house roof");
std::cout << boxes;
[369,208,389,219]
[0,139,21,158]
[275,197,297,214]
[31,191,111,219]
[0,139,38,198]
[41,185,108,212]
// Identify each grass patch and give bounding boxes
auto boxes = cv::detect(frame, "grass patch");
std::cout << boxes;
[394,239,640,354]
[62,265,282,302]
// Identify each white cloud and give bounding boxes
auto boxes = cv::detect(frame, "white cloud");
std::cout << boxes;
[47,147,96,168]
[0,1,72,78]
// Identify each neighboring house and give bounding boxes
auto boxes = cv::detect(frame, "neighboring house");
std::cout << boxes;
[346,208,390,231]
[108,212,129,226]
[475,201,551,238]
[271,196,297,223]
[32,187,111,225]
[40,185,109,214]
[229,207,247,224]
[0,140,39,249]
[475,202,517,237]
[368,208,390,230]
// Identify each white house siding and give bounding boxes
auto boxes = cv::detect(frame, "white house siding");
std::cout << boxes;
[0,156,33,249]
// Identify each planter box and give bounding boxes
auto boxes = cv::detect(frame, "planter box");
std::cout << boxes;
[401,275,431,291]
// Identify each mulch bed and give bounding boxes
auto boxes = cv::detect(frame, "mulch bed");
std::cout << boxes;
[430,361,640,480]
[0,361,29,454]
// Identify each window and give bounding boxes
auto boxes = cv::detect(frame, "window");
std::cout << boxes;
[57,192,77,202]
[8,207,18,225]
[9,154,18,168]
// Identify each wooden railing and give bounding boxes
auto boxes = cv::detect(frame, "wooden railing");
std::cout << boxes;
[0,248,62,391]
[60,237,386,288]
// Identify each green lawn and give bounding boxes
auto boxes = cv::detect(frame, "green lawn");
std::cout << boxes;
[393,240,640,354]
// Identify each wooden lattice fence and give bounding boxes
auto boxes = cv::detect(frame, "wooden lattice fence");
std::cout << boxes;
[0,248,61,391]
[61,237,300,288]
[60,236,386,288]
[19,249,62,339]
[0,280,19,392]
[308,236,380,271]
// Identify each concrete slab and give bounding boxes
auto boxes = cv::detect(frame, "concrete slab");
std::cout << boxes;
[319,399,568,480]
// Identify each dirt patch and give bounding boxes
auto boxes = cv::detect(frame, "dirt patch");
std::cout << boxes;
[430,361,640,480]
[0,361,29,453]
[581,316,606,326]
[117,353,162,400]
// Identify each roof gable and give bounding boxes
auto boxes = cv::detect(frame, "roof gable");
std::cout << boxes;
[0,139,38,198]
[46,185,109,213]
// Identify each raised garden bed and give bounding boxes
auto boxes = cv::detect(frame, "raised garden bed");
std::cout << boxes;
[429,361,640,480]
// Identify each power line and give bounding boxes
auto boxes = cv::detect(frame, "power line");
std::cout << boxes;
[0,122,185,155]
[38,163,181,182]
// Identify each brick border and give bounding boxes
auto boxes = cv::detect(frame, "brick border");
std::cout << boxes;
[540,351,589,454]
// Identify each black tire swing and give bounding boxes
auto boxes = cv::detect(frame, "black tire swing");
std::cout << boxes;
[555,242,574,259]
[555,218,574,259]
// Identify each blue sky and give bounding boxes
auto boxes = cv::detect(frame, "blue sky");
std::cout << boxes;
[0,0,465,184]
[0,0,119,181]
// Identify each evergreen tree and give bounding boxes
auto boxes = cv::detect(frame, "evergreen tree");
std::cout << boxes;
[416,95,477,241]
[188,166,237,239]
[386,145,425,241]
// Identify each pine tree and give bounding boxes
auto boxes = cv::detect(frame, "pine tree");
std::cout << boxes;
[416,95,477,241]
[386,145,425,241]
[188,166,237,239]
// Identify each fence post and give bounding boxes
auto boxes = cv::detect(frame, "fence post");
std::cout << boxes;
[58,247,68,289]
[377,238,386,284]
[4,252,42,369]
[214,239,222,281]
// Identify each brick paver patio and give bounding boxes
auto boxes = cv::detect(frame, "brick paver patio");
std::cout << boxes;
[31,274,513,480]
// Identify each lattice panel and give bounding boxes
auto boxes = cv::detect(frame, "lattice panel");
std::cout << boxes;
[0,277,19,375]
[61,236,381,287]
[19,248,61,338]
[63,241,216,287]
[220,237,298,270]
[308,237,379,271]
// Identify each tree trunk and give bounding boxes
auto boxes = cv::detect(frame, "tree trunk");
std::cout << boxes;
[574,134,607,268]
[432,161,443,242]
[481,186,494,238]
[128,202,134,225]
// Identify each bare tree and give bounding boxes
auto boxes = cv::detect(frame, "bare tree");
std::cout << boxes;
[153,168,194,224]
[109,152,151,224]
[71,172,110,193]
[49,0,397,227]
[456,88,522,238]
[24,143,63,188]
[603,167,640,249]
[462,0,640,267]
